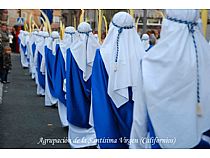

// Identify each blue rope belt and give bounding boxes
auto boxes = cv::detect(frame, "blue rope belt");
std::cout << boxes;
[112,21,134,71]
[78,30,92,51]
[36,34,45,38]
[50,37,59,49]
[51,36,59,40]
[43,36,49,39]
[167,16,202,116]
[65,32,75,43]
[35,33,48,38]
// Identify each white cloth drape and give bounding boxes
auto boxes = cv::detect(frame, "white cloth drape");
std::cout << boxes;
[100,12,146,108]
[70,22,100,81]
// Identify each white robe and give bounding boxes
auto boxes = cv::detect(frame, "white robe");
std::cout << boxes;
[19,32,29,68]
[131,9,210,149]
[67,23,99,148]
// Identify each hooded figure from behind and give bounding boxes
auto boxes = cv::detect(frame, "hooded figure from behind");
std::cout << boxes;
[18,31,29,68]
[130,9,210,149]
[60,26,77,67]
[44,31,60,106]
[91,12,146,149]
[54,26,77,127]
[141,33,152,52]
[65,22,100,148]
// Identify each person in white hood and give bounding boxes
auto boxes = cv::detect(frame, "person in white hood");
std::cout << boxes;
[91,12,145,149]
[18,30,29,68]
[130,9,210,149]
[141,33,153,52]
[65,22,100,148]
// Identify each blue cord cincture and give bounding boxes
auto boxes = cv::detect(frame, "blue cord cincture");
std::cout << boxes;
[78,30,92,51]
[65,32,75,43]
[112,21,134,72]
[167,16,202,116]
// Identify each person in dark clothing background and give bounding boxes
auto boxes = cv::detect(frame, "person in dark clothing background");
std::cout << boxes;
[0,23,11,83]
[0,23,10,48]
[1,46,12,83]
[11,27,16,53]
[0,33,3,81]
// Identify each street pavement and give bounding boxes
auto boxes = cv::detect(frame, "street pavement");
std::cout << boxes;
[0,53,69,149]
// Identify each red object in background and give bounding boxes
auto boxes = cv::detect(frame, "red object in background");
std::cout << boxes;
[15,26,21,53]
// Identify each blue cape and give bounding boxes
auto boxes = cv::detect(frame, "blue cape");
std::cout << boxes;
[66,48,92,129]
[18,37,27,56]
[36,51,45,89]
[91,49,133,149]
[32,42,36,57]
[45,44,66,104]
[53,45,66,105]
[45,45,57,98]
[21,44,27,56]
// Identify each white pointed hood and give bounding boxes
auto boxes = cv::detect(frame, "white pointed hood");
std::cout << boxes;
[70,22,100,81]
[46,31,60,55]
[141,34,150,51]
[60,26,77,63]
[100,11,146,108]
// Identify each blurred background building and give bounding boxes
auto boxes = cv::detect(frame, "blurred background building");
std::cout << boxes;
[61,9,163,35]
[1,9,209,41]
[0,9,9,26]
[7,9,62,28]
